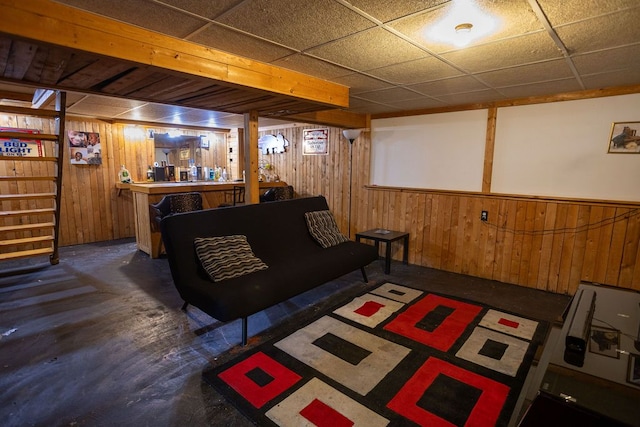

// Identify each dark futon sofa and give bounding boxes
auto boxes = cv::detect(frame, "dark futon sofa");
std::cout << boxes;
[160,195,378,345]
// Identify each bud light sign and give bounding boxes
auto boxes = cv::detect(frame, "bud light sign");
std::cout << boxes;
[0,128,43,157]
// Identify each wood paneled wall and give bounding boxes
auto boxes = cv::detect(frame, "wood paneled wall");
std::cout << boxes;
[0,116,230,248]
[260,126,640,294]
[5,110,637,294]
[257,126,351,231]
[356,188,640,294]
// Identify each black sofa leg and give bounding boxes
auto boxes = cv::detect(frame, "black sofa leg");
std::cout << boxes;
[181,301,188,311]
[242,317,248,346]
[361,267,368,283]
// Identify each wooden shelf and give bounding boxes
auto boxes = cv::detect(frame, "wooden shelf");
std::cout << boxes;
[0,156,58,162]
[0,105,60,117]
[0,192,56,201]
[0,222,55,232]
[0,176,57,181]
[0,131,59,141]
[0,208,56,217]
[0,247,54,261]
[0,235,54,246]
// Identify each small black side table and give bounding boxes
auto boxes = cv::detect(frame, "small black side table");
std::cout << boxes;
[355,229,409,274]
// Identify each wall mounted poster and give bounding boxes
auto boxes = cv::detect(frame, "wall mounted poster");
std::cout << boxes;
[608,121,640,153]
[68,130,101,164]
[302,128,329,155]
[0,127,43,157]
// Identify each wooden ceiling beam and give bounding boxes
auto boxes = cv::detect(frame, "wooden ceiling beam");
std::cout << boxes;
[0,0,349,110]
[0,90,32,102]
[285,109,368,129]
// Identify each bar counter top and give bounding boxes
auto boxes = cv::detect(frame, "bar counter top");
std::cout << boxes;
[123,180,286,195]
[127,179,289,258]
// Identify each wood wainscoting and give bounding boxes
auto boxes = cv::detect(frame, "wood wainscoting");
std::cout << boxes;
[355,187,640,295]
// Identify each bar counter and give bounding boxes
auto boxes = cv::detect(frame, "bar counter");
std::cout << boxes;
[129,180,287,257]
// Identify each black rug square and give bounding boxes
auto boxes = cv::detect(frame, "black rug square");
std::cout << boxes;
[244,367,274,388]
[312,332,372,365]
[417,373,483,426]
[480,339,509,360]
[416,304,456,332]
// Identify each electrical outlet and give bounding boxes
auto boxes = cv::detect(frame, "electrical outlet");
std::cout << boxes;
[481,211,488,222]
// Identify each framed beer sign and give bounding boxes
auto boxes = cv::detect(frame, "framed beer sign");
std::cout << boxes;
[302,128,329,155]
[0,127,43,157]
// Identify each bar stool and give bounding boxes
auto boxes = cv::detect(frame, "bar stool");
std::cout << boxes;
[220,185,245,207]
[150,192,203,257]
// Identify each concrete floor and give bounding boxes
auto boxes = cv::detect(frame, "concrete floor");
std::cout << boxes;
[0,238,571,426]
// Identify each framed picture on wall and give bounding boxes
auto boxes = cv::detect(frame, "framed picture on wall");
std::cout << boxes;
[302,128,329,155]
[608,121,640,153]
[68,130,102,165]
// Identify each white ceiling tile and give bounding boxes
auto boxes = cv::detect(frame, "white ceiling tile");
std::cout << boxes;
[306,27,429,71]
[189,25,296,63]
[435,89,507,105]
[366,56,464,85]
[556,9,640,54]
[272,54,354,80]
[477,59,574,87]
[56,0,208,38]
[216,0,375,51]
[441,32,563,73]
[538,0,640,25]
[408,75,491,96]
[573,45,640,75]
[497,78,583,99]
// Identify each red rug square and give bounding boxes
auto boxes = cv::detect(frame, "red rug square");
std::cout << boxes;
[300,398,355,427]
[384,293,482,351]
[387,357,510,427]
[217,351,301,408]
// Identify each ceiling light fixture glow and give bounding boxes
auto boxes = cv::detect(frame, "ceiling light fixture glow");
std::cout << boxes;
[455,23,473,33]
[426,0,498,48]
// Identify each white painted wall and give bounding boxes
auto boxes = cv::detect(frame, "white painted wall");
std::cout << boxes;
[370,93,640,202]
[371,109,488,192]
[492,94,640,201]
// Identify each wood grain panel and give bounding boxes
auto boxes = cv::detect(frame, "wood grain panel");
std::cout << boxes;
[620,211,640,288]
[537,202,557,291]
[3,109,638,294]
[355,187,640,294]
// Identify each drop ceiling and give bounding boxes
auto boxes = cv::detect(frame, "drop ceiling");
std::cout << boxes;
[1,0,640,129]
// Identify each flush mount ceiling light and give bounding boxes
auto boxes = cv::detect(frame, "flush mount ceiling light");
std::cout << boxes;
[455,22,473,32]
[426,0,498,48]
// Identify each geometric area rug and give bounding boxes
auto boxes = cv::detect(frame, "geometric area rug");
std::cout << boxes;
[204,282,548,427]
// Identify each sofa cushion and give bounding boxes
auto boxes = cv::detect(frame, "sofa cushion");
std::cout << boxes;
[305,210,349,248]
[194,235,268,282]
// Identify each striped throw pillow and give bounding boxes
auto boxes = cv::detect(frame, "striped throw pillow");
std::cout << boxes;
[194,235,268,282]
[305,210,349,248]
